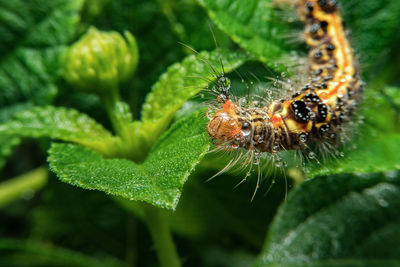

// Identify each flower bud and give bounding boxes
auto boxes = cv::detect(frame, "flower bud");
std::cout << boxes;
[63,27,138,93]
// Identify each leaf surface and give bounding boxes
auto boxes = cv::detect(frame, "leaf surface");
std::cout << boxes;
[255,172,400,266]
[197,0,293,68]
[142,49,246,123]
[48,111,210,210]
[0,0,83,106]
[0,0,83,168]
[0,106,120,157]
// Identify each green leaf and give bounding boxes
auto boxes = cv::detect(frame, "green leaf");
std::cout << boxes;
[129,49,246,157]
[0,106,121,157]
[48,111,210,210]
[142,48,246,122]
[0,0,83,106]
[306,87,400,177]
[254,172,400,267]
[197,0,292,67]
[0,0,83,169]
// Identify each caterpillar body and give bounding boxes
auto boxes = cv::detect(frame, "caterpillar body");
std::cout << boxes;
[207,0,362,159]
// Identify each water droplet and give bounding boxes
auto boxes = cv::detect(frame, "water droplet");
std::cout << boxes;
[242,129,251,137]
[299,133,307,143]
[308,152,315,159]
[281,72,286,78]
[239,98,247,106]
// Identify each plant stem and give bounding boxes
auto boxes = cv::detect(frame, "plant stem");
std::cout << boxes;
[100,87,122,135]
[126,214,137,267]
[0,167,48,208]
[142,204,181,267]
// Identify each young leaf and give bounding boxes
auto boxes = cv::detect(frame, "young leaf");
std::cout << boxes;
[255,172,400,266]
[197,0,292,66]
[0,106,121,157]
[142,49,246,121]
[48,111,210,210]
[306,87,400,177]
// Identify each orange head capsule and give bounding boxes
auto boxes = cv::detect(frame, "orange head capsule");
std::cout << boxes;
[207,100,241,142]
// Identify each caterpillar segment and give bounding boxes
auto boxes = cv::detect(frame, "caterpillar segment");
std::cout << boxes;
[207,0,362,154]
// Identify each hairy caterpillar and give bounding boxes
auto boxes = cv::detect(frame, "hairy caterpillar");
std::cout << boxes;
[207,0,362,169]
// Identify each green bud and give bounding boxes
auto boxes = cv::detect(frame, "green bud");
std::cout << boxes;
[62,27,139,93]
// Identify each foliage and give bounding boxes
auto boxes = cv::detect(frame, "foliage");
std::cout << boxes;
[0,0,399,266]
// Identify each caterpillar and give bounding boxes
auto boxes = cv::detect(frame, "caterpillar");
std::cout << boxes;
[207,0,362,164]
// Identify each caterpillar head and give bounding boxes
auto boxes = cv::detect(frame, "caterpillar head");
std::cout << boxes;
[207,100,242,143]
